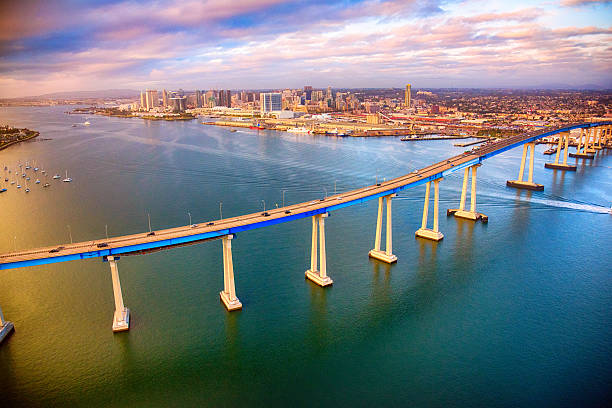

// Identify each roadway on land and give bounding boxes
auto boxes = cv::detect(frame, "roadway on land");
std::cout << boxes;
[1,121,609,270]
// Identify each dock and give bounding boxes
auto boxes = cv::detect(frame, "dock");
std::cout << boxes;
[401,135,470,141]
[454,139,488,147]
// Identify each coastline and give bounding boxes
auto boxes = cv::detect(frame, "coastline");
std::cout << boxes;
[0,130,40,151]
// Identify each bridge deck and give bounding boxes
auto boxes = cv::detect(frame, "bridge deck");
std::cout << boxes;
[0,122,608,270]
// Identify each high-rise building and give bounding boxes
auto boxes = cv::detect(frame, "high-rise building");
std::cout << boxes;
[162,89,168,107]
[143,89,159,111]
[260,93,282,113]
[205,90,215,107]
[217,90,231,108]
[169,96,186,112]
[405,84,411,108]
[303,86,313,101]
[195,90,202,108]
[140,92,145,109]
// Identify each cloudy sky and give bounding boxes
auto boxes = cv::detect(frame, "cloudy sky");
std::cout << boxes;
[0,0,611,97]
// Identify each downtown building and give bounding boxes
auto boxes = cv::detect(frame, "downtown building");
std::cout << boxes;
[260,92,282,114]
[140,89,159,111]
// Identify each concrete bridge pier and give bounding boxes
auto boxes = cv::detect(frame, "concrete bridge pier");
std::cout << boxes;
[585,128,597,154]
[220,235,242,311]
[107,256,130,332]
[305,213,333,286]
[415,178,444,241]
[545,131,576,171]
[570,129,594,159]
[369,194,398,263]
[447,164,488,222]
[593,127,603,150]
[507,142,544,191]
[0,305,15,345]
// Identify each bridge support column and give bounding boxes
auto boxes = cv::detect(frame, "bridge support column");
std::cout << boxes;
[447,165,488,222]
[369,194,397,263]
[220,235,242,311]
[585,128,597,154]
[593,127,603,150]
[506,142,544,191]
[305,213,333,286]
[0,305,15,345]
[107,256,130,332]
[415,178,444,241]
[545,131,576,171]
[570,128,594,159]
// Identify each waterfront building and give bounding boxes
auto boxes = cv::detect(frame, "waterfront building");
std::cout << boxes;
[143,89,159,111]
[260,93,282,114]
[162,89,168,107]
[405,84,411,108]
[169,96,186,112]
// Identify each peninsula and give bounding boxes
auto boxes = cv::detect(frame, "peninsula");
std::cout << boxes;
[0,125,39,151]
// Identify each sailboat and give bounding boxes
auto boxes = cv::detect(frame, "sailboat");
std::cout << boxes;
[35,179,40,184]
[53,174,61,179]
[25,180,30,193]
[62,170,72,182]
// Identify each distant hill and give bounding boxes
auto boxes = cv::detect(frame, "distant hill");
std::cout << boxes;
[24,89,139,100]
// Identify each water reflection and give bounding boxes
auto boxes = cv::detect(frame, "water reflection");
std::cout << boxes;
[369,260,392,310]
[510,189,532,237]
[549,169,566,196]
[223,310,241,368]
[307,282,329,353]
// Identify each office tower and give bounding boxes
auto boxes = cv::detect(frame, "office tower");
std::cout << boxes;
[303,85,313,101]
[405,84,411,108]
[169,96,186,112]
[312,90,324,103]
[260,93,282,113]
[195,90,202,108]
[140,92,145,109]
[216,90,231,107]
[326,86,332,100]
[162,89,168,107]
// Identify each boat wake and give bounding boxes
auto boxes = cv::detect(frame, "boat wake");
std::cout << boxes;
[395,190,610,214]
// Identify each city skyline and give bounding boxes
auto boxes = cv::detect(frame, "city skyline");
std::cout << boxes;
[1,0,611,98]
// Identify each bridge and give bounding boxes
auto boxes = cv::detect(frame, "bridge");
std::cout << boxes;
[1,121,610,340]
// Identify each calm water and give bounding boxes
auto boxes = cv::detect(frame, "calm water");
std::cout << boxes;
[0,106,611,407]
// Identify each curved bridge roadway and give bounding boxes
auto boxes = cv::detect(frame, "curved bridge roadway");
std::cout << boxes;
[1,121,609,270]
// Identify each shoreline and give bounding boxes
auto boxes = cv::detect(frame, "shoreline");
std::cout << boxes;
[0,130,40,151]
